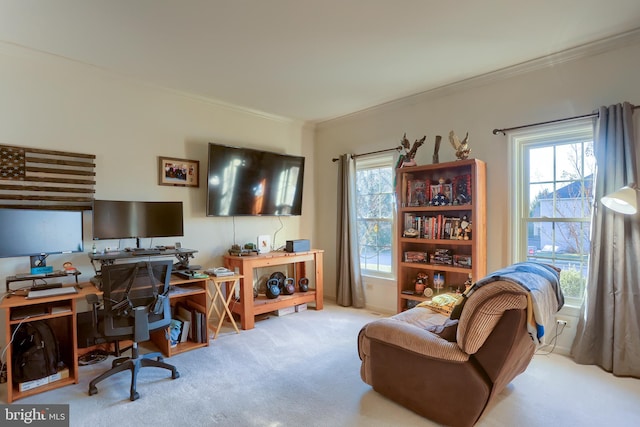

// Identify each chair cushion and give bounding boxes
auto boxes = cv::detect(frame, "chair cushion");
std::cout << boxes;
[359,309,469,363]
[456,281,528,354]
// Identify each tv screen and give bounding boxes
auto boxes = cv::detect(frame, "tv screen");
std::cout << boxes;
[92,200,184,241]
[0,208,84,258]
[206,143,305,216]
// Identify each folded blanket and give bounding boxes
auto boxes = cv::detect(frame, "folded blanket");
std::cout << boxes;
[472,262,564,344]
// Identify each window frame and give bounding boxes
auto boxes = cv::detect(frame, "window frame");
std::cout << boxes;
[354,153,396,279]
[509,120,594,307]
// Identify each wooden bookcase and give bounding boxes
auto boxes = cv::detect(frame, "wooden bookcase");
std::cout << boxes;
[150,276,209,357]
[396,159,486,312]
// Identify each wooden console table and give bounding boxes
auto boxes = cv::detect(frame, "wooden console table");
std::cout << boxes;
[224,250,324,330]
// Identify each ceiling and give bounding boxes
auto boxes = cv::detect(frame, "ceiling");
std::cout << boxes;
[1,1,640,123]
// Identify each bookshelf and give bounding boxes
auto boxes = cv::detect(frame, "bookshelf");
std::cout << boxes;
[150,276,209,357]
[396,158,486,312]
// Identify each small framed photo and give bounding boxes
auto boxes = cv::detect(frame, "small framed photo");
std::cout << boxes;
[158,156,199,187]
[258,235,272,254]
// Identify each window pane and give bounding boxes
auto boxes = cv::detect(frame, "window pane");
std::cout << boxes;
[529,146,555,183]
[515,124,594,305]
[529,183,554,218]
[355,159,395,276]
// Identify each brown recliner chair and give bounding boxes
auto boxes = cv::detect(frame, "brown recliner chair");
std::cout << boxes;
[358,267,559,427]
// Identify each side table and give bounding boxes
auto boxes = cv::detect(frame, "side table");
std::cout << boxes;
[206,274,243,339]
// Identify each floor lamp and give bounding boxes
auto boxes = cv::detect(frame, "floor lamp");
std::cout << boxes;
[601,183,638,214]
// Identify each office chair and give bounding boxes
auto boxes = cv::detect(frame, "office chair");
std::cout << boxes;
[87,260,180,401]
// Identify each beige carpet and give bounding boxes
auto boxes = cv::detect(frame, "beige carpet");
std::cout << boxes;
[3,301,640,426]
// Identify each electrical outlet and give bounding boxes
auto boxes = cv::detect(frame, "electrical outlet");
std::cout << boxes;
[556,319,568,327]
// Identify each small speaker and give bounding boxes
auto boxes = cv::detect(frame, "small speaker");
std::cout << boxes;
[285,239,310,253]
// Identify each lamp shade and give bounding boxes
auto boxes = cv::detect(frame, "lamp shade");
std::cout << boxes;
[601,185,638,214]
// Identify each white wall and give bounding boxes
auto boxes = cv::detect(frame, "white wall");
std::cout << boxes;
[0,43,315,289]
[315,37,640,352]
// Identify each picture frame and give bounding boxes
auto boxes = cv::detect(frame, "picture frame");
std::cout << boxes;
[258,235,272,254]
[430,183,453,203]
[158,156,199,187]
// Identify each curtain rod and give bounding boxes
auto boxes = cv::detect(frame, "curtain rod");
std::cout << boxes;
[492,104,639,135]
[332,146,402,162]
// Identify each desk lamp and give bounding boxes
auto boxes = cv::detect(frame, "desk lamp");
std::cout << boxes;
[601,183,638,214]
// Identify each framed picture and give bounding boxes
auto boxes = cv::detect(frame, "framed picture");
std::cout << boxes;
[158,156,199,187]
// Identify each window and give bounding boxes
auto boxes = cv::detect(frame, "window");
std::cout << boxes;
[355,153,395,276]
[510,121,595,306]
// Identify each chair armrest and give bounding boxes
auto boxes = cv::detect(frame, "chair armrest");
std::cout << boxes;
[85,293,102,329]
[360,318,469,362]
[86,293,100,305]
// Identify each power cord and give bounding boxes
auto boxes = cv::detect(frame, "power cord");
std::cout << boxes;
[272,216,284,251]
[535,321,566,356]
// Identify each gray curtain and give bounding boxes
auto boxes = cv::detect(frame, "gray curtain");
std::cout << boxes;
[336,154,365,308]
[571,102,640,377]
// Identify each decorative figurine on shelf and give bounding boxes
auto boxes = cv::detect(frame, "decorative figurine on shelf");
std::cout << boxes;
[414,272,428,295]
[449,130,471,160]
[463,222,472,240]
[403,227,419,238]
[454,179,470,205]
[433,272,445,294]
[459,215,470,240]
[464,274,473,292]
[432,135,442,164]
[63,261,78,274]
[431,178,451,206]
[397,133,427,168]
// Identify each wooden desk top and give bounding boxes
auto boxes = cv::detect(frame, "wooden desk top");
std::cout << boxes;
[223,249,323,261]
[0,284,100,309]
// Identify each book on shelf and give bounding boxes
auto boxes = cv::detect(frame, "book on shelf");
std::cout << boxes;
[200,311,207,343]
[176,300,206,344]
[449,217,461,240]
[176,315,190,343]
[175,303,193,340]
[191,307,199,342]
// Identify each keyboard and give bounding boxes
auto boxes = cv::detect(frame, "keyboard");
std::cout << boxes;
[26,287,78,299]
[132,249,162,256]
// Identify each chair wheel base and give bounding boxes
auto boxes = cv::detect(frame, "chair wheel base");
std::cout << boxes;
[89,386,98,396]
[130,391,140,401]
[173,370,180,379]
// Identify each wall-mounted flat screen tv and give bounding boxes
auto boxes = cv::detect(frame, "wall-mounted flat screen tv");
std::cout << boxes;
[92,200,184,242]
[206,143,305,216]
[0,208,84,259]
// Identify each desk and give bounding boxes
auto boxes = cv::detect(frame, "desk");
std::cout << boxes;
[0,285,100,403]
[224,250,324,330]
[206,274,242,339]
[1,274,209,403]
[88,248,198,274]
